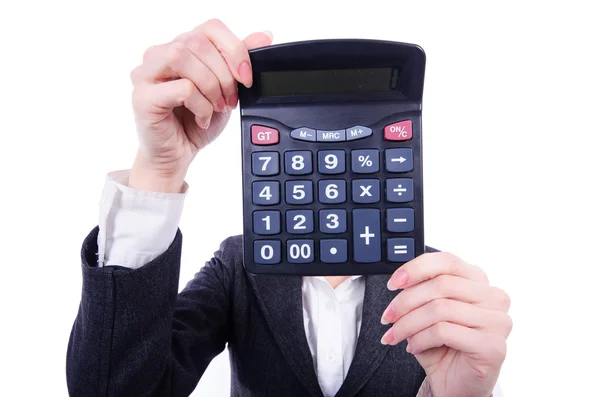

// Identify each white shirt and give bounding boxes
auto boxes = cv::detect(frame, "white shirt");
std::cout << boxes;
[96,169,500,397]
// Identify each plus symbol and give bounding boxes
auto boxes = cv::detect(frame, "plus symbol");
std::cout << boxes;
[360,226,375,245]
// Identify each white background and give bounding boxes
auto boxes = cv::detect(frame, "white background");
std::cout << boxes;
[1,0,598,396]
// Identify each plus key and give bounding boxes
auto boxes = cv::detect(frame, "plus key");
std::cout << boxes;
[352,209,381,263]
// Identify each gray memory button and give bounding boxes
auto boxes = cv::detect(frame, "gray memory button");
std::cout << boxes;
[317,130,346,142]
[346,126,372,141]
[290,127,317,142]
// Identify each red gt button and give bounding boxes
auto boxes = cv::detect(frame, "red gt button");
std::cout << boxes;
[384,120,412,141]
[251,125,279,145]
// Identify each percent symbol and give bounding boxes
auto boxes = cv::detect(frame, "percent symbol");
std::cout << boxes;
[358,155,373,167]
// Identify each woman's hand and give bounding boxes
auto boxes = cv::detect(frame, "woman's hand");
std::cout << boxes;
[382,252,512,397]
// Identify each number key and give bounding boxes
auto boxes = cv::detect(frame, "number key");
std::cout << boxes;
[287,239,314,263]
[252,152,279,176]
[285,151,312,175]
[318,180,346,204]
[319,209,346,233]
[254,240,281,264]
[317,150,345,174]
[286,210,314,234]
[253,211,281,235]
[252,181,280,205]
[285,180,313,205]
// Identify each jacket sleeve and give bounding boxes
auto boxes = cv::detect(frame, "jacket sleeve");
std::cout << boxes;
[66,226,235,397]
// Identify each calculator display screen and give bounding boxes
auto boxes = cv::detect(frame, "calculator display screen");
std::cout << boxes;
[260,67,402,97]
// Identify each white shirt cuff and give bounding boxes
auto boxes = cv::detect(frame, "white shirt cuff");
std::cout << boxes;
[97,169,188,269]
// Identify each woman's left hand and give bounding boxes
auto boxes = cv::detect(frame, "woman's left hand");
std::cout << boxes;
[382,252,512,397]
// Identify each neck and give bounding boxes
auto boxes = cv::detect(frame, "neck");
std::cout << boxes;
[324,275,352,289]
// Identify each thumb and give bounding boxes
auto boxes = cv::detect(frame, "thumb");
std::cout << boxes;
[243,31,273,50]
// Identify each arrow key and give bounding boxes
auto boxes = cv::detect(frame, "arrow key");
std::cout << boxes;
[385,148,413,173]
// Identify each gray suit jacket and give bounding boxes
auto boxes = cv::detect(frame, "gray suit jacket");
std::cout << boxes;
[66,227,431,396]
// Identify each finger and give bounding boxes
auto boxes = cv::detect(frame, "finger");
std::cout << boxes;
[196,19,273,87]
[176,33,239,108]
[242,31,273,50]
[381,275,510,325]
[380,298,512,346]
[406,321,508,362]
[132,79,213,128]
[131,42,225,112]
[388,252,489,291]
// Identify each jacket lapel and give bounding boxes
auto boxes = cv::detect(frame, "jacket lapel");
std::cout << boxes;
[334,274,397,397]
[248,273,324,397]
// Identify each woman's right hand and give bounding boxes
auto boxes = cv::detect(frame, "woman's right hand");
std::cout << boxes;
[128,19,273,192]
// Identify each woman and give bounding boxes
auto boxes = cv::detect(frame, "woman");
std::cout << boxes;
[66,19,511,397]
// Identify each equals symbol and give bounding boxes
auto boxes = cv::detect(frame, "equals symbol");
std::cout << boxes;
[393,245,408,254]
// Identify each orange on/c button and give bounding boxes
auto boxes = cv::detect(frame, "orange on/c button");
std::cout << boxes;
[251,125,279,145]
[384,120,412,141]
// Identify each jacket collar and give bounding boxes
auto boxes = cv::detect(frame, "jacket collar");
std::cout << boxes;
[248,272,396,397]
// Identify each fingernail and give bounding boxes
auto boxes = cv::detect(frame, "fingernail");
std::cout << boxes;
[199,117,211,129]
[380,329,394,345]
[217,97,226,112]
[227,92,238,108]
[380,306,396,325]
[263,30,273,41]
[238,61,252,88]
[387,270,408,291]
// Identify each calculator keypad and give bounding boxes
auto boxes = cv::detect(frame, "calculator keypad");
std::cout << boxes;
[246,118,420,273]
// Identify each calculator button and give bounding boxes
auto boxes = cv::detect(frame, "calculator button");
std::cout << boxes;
[386,178,414,203]
[319,209,347,233]
[317,129,346,142]
[287,240,314,263]
[317,150,345,174]
[286,210,314,234]
[320,239,348,263]
[385,148,413,173]
[254,240,281,264]
[351,149,379,174]
[346,126,373,141]
[253,211,281,235]
[318,180,346,204]
[352,179,380,204]
[384,120,412,141]
[251,125,279,145]
[252,181,280,205]
[352,209,382,263]
[252,152,279,176]
[387,238,415,262]
[285,180,313,205]
[290,127,317,142]
[386,208,415,232]
[285,151,312,175]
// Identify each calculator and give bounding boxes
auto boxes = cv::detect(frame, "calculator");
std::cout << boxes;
[239,39,426,276]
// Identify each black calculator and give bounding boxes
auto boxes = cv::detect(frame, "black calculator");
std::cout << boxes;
[239,39,426,276]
